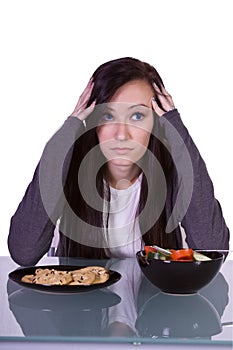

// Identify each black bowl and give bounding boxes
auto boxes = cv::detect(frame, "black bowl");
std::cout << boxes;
[136,250,224,294]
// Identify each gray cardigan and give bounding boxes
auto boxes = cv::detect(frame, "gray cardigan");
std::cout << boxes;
[8,109,230,265]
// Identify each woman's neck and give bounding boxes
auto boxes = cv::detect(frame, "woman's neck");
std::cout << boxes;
[106,163,141,189]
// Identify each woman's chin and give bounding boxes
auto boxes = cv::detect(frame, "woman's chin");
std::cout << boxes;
[108,158,135,168]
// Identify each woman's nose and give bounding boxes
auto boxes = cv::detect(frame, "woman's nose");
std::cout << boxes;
[115,122,129,141]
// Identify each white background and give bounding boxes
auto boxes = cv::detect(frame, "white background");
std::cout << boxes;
[0,0,232,255]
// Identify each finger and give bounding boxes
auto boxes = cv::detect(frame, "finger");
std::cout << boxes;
[153,82,163,94]
[78,79,94,104]
[73,100,96,121]
[160,85,168,94]
[83,77,93,91]
[72,79,94,114]
[151,98,165,117]
[153,83,175,112]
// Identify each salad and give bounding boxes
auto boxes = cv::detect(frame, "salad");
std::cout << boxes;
[144,246,211,262]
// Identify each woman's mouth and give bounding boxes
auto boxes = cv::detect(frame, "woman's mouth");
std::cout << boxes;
[110,147,133,155]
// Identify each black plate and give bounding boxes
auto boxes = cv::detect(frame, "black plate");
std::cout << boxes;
[9,265,121,294]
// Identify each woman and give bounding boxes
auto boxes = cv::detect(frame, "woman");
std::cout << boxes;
[8,57,230,266]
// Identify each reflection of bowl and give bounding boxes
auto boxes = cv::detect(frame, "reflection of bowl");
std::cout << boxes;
[136,292,222,338]
[136,251,224,294]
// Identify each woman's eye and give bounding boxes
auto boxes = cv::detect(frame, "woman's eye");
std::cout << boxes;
[102,113,114,122]
[131,113,144,121]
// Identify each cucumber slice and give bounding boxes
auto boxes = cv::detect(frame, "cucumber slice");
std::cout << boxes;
[193,251,211,261]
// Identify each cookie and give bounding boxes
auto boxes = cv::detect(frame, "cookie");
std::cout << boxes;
[79,266,109,284]
[21,266,110,286]
[33,269,73,285]
[21,274,35,283]
[69,270,96,285]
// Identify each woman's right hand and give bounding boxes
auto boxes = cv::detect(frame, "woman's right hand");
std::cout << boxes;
[70,78,95,121]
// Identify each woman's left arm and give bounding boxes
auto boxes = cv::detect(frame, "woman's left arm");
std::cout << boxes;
[152,86,230,250]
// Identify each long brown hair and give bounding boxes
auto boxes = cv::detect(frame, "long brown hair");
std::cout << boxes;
[62,57,178,258]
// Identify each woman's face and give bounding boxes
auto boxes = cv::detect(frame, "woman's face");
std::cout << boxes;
[97,80,154,168]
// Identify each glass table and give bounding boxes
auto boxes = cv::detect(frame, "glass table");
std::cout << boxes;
[0,253,232,349]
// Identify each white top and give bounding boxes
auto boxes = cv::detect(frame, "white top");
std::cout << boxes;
[104,175,144,258]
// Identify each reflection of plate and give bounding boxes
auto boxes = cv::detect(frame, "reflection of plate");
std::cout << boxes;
[9,265,121,294]
[8,285,121,337]
[9,287,121,310]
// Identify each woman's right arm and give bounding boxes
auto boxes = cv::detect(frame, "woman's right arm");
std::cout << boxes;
[8,79,94,266]
[8,116,85,266]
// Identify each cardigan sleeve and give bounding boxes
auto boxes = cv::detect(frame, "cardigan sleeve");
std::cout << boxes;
[8,117,85,266]
[159,109,230,250]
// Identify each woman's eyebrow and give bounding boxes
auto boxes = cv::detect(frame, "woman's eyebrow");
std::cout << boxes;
[104,103,148,112]
[128,104,148,109]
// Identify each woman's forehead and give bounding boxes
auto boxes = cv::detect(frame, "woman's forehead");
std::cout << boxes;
[109,80,154,106]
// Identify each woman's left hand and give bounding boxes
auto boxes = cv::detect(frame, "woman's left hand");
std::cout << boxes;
[151,83,176,117]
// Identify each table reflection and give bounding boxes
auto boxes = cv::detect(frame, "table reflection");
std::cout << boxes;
[8,284,121,336]
[7,258,229,340]
[137,292,222,338]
